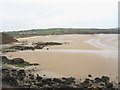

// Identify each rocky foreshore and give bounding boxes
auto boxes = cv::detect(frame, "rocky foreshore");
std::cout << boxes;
[1,56,119,90]
[2,67,119,90]
[2,68,119,90]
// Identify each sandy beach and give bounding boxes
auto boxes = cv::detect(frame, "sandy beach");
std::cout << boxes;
[6,34,118,81]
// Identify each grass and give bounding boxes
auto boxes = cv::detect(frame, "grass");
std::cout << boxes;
[6,28,118,38]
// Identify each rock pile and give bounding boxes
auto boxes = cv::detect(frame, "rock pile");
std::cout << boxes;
[2,68,119,90]
[1,56,119,89]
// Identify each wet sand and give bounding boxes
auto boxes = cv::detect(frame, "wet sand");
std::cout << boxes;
[6,34,118,81]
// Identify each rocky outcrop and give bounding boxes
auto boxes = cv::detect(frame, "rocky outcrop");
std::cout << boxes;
[0,33,19,44]
[1,56,9,64]
[1,56,39,67]
[9,58,25,64]
[2,68,119,89]
[1,56,24,65]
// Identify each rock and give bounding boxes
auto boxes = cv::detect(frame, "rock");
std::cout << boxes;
[43,74,46,76]
[35,82,43,87]
[29,74,34,80]
[1,33,19,44]
[1,67,119,89]
[46,78,53,85]
[11,58,25,64]
[95,77,102,83]
[81,78,92,88]
[106,83,113,88]
[2,68,9,72]
[46,48,49,50]
[62,77,75,84]
[84,78,90,84]
[1,56,9,64]
[101,76,110,83]
[2,69,10,77]
[17,69,26,80]
[11,69,17,77]
[88,74,92,78]
[3,77,18,87]
[31,63,39,66]
[42,79,49,85]
[34,45,44,49]
[53,78,62,83]
[36,74,42,82]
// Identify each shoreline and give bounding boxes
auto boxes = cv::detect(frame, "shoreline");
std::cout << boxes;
[5,34,118,82]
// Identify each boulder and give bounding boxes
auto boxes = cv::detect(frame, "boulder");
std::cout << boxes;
[95,77,102,83]
[101,76,110,83]
[1,56,9,64]
[10,58,25,64]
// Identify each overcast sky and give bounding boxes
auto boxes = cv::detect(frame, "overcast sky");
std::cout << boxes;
[0,0,119,31]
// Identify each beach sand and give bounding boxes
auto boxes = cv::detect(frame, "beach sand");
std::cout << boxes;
[6,34,118,81]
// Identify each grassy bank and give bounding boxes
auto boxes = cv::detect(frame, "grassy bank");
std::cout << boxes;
[6,28,118,38]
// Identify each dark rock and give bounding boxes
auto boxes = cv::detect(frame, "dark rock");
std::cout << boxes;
[62,77,75,84]
[11,69,17,77]
[2,69,10,77]
[62,77,67,80]
[88,74,92,77]
[35,82,43,87]
[95,77,102,83]
[106,83,113,88]
[1,56,9,64]
[36,74,42,82]
[17,69,26,80]
[81,78,92,88]
[11,69,17,72]
[43,74,46,76]
[2,75,18,87]
[10,45,35,51]
[101,76,110,83]
[34,45,44,49]
[10,58,25,64]
[31,63,39,66]
[2,69,9,72]
[46,48,49,50]
[53,78,62,83]
[42,79,49,85]
[43,78,53,85]
[29,74,34,80]
[84,78,90,84]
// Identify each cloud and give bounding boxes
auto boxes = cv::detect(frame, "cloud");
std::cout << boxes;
[0,0,118,31]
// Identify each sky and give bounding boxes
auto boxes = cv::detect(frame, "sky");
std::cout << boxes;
[0,0,119,32]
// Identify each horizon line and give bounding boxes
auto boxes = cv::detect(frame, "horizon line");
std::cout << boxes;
[1,27,118,32]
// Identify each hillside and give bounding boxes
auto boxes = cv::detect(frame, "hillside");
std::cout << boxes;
[6,28,118,38]
[0,33,19,44]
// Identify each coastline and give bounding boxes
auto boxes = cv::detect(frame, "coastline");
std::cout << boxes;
[5,34,118,82]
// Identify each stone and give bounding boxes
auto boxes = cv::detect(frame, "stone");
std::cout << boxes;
[95,77,102,83]
[101,76,110,83]
[36,74,42,82]
[53,78,62,83]
[11,58,25,64]
[1,56,9,64]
